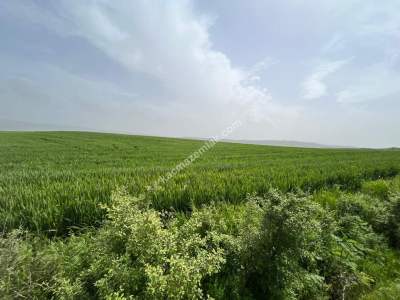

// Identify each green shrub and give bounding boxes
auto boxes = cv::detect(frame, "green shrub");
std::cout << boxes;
[0,230,58,299]
[362,180,390,201]
[388,176,400,193]
[66,190,226,299]
[361,280,400,300]
[1,187,399,299]
[329,213,383,299]
[336,193,390,235]
[241,191,333,299]
[335,190,400,250]
[242,191,387,300]
[0,191,228,299]
[387,193,400,249]
[312,189,340,210]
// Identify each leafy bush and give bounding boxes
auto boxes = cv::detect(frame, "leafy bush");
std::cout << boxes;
[386,193,400,249]
[361,280,400,300]
[1,187,399,299]
[64,190,227,299]
[0,191,227,299]
[312,189,340,210]
[0,230,57,299]
[362,179,390,201]
[242,191,389,300]
[335,190,400,250]
[335,193,390,235]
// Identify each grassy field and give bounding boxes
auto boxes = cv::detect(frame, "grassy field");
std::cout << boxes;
[1,131,400,299]
[1,131,400,235]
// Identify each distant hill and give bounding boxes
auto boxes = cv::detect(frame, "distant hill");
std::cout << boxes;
[0,118,90,131]
[222,139,348,149]
[0,121,356,148]
[185,137,348,148]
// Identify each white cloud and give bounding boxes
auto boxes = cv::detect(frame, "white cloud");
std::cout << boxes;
[302,59,349,100]
[1,1,300,137]
[321,34,346,54]
[61,2,287,129]
[356,1,400,38]
[56,1,272,112]
[2,0,399,146]
[337,63,400,104]
[247,58,279,80]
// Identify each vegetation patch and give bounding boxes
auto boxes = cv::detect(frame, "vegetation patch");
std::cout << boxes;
[1,132,400,299]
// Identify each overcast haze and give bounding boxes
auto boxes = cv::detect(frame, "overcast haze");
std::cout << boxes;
[1,0,399,148]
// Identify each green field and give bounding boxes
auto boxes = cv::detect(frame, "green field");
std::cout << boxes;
[1,131,400,299]
[1,131,400,234]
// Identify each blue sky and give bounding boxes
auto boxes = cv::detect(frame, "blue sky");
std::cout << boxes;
[0,0,399,147]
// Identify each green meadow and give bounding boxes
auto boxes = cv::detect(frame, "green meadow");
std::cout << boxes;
[1,131,400,299]
[1,131,399,234]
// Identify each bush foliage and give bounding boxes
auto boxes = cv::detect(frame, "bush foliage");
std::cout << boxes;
[2,183,400,299]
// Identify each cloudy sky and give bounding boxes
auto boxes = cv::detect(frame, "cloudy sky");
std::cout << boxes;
[1,0,399,147]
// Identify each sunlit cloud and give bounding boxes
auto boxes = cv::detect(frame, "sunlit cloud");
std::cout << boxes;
[302,59,349,100]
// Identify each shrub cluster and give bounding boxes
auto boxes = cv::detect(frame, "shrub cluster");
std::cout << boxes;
[1,186,400,299]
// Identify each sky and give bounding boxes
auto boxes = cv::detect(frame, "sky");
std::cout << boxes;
[0,0,399,148]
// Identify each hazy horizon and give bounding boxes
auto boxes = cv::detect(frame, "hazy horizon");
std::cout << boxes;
[0,118,379,149]
[1,1,400,148]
